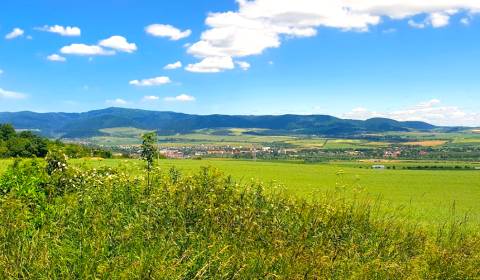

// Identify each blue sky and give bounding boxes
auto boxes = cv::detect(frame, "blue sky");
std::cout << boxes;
[0,0,479,126]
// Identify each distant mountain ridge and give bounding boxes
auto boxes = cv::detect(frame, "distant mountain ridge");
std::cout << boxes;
[0,107,440,138]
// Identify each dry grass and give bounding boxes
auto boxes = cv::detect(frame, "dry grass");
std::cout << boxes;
[403,140,447,147]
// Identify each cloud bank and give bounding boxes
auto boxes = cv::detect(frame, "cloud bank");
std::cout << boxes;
[343,99,480,126]
[187,0,480,72]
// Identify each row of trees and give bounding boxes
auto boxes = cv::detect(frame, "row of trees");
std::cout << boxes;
[0,124,112,159]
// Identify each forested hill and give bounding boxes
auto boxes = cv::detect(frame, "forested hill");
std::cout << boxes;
[0,107,440,138]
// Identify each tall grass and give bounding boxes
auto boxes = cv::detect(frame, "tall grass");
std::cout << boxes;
[0,159,479,279]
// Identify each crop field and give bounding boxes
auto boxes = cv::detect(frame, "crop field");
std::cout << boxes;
[54,158,480,226]
[79,127,480,153]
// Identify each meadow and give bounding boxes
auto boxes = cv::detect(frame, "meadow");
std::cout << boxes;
[2,158,479,225]
[50,158,480,226]
[1,157,479,278]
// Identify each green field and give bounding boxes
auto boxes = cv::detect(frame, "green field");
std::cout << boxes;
[3,157,479,278]
[58,159,480,225]
[2,158,479,225]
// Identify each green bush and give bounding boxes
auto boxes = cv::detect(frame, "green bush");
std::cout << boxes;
[0,160,479,279]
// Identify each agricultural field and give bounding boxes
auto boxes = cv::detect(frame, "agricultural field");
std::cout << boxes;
[37,158,479,226]
[80,127,480,152]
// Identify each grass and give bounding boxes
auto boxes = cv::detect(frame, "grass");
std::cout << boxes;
[2,158,479,225]
[0,159,479,278]
[403,140,448,147]
[63,158,480,226]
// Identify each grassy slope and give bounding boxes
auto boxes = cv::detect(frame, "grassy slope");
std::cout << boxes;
[67,158,480,225]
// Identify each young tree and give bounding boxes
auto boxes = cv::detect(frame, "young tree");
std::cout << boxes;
[141,132,158,188]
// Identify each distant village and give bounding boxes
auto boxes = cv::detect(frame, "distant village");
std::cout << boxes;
[106,143,438,161]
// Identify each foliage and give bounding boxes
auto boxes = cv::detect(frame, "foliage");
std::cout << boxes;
[141,132,158,188]
[0,126,48,158]
[0,160,479,278]
[0,123,112,159]
[45,149,68,175]
[141,132,158,170]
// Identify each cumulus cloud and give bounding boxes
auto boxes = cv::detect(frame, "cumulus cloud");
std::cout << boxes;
[428,12,451,28]
[99,36,137,53]
[164,61,182,70]
[47,54,67,62]
[164,94,196,102]
[0,88,27,99]
[129,76,171,86]
[145,24,191,40]
[235,61,251,70]
[106,98,128,106]
[343,99,480,126]
[60,44,115,56]
[142,95,160,102]
[185,56,235,73]
[5,28,24,40]
[60,36,136,56]
[186,0,480,72]
[36,25,81,36]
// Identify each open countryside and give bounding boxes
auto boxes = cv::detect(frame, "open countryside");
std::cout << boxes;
[2,0,480,278]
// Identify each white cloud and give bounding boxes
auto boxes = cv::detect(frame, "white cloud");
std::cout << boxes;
[145,24,191,40]
[236,61,251,70]
[129,76,171,86]
[164,94,196,102]
[408,20,426,29]
[61,44,115,56]
[343,99,480,126]
[185,56,235,73]
[142,95,160,102]
[5,28,24,40]
[460,17,472,25]
[164,61,182,70]
[47,54,67,62]
[409,12,452,29]
[36,25,81,36]
[0,88,27,99]
[186,0,480,72]
[106,98,128,106]
[382,28,397,34]
[428,12,450,28]
[99,35,137,53]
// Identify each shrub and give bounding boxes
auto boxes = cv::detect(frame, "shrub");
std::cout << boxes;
[45,149,68,175]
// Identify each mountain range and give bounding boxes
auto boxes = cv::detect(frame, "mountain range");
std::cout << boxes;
[0,107,446,138]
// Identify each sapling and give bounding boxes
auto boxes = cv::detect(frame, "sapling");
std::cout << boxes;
[141,132,158,189]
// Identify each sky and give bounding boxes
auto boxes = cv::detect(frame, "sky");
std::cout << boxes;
[0,0,479,126]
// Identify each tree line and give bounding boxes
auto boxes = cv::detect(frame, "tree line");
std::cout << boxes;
[0,124,112,159]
